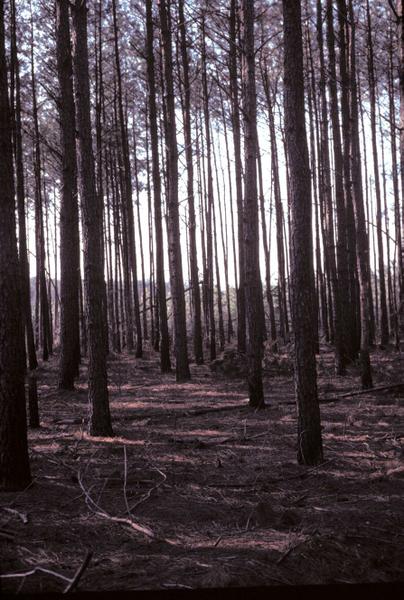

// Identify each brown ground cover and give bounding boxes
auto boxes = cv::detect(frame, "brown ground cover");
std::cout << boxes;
[1,346,404,592]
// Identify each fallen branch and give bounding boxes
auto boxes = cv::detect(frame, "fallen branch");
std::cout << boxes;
[183,403,249,417]
[0,506,29,524]
[320,382,404,404]
[63,550,93,593]
[128,468,167,513]
[0,566,71,584]
[276,540,304,565]
[276,383,404,407]
[77,468,174,546]
[0,551,93,593]
[0,528,15,540]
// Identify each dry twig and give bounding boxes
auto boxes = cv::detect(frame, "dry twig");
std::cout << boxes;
[77,466,174,545]
[63,550,93,593]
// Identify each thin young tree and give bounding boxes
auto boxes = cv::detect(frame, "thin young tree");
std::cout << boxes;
[0,0,31,490]
[282,0,323,465]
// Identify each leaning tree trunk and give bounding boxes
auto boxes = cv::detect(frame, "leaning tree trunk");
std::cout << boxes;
[241,0,264,408]
[56,0,80,390]
[0,0,31,491]
[282,0,323,465]
[71,0,113,436]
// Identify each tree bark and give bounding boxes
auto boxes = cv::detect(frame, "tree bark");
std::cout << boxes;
[30,8,52,362]
[241,0,264,408]
[146,0,171,372]
[316,0,345,373]
[159,0,190,381]
[178,0,204,364]
[282,0,323,465]
[71,0,113,436]
[347,0,373,389]
[56,0,80,389]
[366,0,389,347]
[0,0,31,491]
[336,0,361,362]
[9,0,37,371]
[229,0,246,354]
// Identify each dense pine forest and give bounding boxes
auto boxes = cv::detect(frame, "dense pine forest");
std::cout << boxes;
[1,0,404,592]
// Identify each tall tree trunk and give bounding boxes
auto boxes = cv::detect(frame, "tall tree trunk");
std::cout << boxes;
[230,0,246,353]
[241,0,264,408]
[347,0,373,388]
[56,0,80,389]
[337,0,361,361]
[399,0,404,339]
[71,0,113,436]
[325,0,350,368]
[30,8,52,362]
[388,29,402,348]
[10,0,37,371]
[305,44,323,350]
[261,68,289,341]
[159,0,190,381]
[257,138,277,350]
[201,15,216,361]
[366,0,389,347]
[112,0,143,357]
[146,0,171,372]
[178,0,203,364]
[133,127,148,341]
[0,0,31,490]
[283,0,323,465]
[316,0,345,372]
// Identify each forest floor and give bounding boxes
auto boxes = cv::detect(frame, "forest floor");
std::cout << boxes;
[1,344,404,593]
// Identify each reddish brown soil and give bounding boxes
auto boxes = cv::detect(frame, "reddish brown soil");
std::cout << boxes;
[1,346,404,593]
